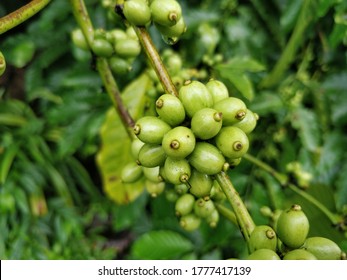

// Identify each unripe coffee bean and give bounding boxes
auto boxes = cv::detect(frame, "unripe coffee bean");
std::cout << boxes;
[215,126,249,159]
[246,249,280,260]
[188,169,213,198]
[174,183,189,195]
[121,161,143,183]
[143,166,163,182]
[248,225,277,253]
[134,116,171,144]
[155,17,186,38]
[206,209,219,228]
[91,38,114,57]
[303,237,342,260]
[175,193,195,216]
[109,56,132,75]
[213,97,247,126]
[233,109,258,134]
[191,108,223,140]
[114,38,141,58]
[131,138,145,159]
[179,213,201,231]
[276,204,310,249]
[188,142,226,175]
[283,249,317,260]
[137,143,166,167]
[179,80,213,118]
[150,0,182,27]
[210,181,226,201]
[164,157,191,185]
[155,94,185,126]
[123,0,151,26]
[71,29,89,50]
[145,180,165,197]
[194,198,215,218]
[162,126,195,159]
[206,79,229,103]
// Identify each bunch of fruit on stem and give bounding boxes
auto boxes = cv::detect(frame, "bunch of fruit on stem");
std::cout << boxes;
[121,78,258,231]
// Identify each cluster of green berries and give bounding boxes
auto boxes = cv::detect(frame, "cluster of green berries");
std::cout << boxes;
[121,78,258,230]
[71,26,141,75]
[0,51,6,77]
[122,0,186,44]
[245,204,344,260]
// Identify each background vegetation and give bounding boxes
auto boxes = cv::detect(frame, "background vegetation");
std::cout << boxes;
[0,0,346,259]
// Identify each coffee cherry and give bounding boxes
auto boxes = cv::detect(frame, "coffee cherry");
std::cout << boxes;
[137,143,166,167]
[188,142,226,175]
[228,157,242,168]
[303,237,342,260]
[215,126,249,159]
[174,183,189,195]
[276,204,310,249]
[123,0,151,26]
[233,109,258,134]
[131,138,145,159]
[175,193,195,216]
[107,29,128,44]
[114,38,141,58]
[283,249,317,260]
[165,188,179,202]
[179,80,213,118]
[164,157,191,185]
[210,181,226,201]
[179,213,201,232]
[206,209,219,228]
[206,79,229,104]
[188,169,213,198]
[155,17,186,38]
[246,249,280,260]
[71,29,89,50]
[248,225,277,253]
[213,97,247,126]
[191,108,223,140]
[150,0,182,27]
[145,180,165,197]
[109,56,132,75]
[91,38,114,57]
[134,116,171,144]
[162,126,195,159]
[194,198,215,218]
[155,94,185,126]
[121,161,143,183]
[143,166,163,182]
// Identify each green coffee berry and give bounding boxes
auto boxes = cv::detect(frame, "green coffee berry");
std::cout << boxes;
[213,97,247,126]
[161,35,179,45]
[107,29,128,44]
[179,80,213,118]
[164,157,191,185]
[131,138,145,159]
[143,166,163,182]
[165,188,179,202]
[248,225,277,253]
[162,126,195,159]
[228,157,242,168]
[210,181,226,201]
[164,52,183,75]
[215,126,249,159]
[145,180,165,197]
[276,204,310,249]
[283,249,317,260]
[303,237,342,260]
[137,143,166,167]
[247,249,281,260]
[150,0,182,27]
[71,29,89,50]
[114,38,141,58]
[155,94,185,126]
[109,56,132,75]
[121,161,143,183]
[175,193,195,216]
[233,109,258,134]
[206,209,219,228]
[206,79,229,104]
[155,17,186,38]
[174,183,189,195]
[191,108,223,140]
[179,213,201,232]
[188,142,226,175]
[194,198,215,218]
[134,116,171,144]
[188,169,213,198]
[123,0,151,26]
[91,38,114,57]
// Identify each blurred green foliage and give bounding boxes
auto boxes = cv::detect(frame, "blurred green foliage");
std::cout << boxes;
[0,0,347,259]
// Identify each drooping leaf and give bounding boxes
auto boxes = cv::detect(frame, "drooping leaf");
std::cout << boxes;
[131,230,194,260]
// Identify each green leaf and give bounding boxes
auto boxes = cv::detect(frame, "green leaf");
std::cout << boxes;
[335,159,347,209]
[248,91,284,116]
[131,230,194,260]
[216,57,266,72]
[4,37,35,68]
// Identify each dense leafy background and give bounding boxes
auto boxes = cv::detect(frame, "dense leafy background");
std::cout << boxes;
[0,0,346,259]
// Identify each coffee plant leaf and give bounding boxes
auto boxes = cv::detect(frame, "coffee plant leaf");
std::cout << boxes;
[131,230,194,260]
[96,74,151,204]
